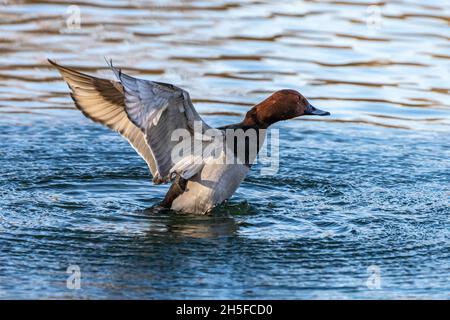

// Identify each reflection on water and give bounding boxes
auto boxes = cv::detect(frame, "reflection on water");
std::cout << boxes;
[0,0,449,130]
[0,0,449,299]
[142,205,244,239]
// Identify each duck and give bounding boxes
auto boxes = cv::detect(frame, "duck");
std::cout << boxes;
[49,59,330,214]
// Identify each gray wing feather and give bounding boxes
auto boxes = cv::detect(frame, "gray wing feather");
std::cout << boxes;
[108,61,219,184]
[49,59,157,176]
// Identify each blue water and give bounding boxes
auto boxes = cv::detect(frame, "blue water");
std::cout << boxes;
[0,0,449,299]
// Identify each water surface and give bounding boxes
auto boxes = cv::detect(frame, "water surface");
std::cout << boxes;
[0,0,449,299]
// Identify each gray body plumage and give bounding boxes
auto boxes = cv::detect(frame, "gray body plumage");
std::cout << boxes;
[171,160,250,214]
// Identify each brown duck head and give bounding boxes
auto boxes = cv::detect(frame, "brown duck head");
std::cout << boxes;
[243,89,330,128]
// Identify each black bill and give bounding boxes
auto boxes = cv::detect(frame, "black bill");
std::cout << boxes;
[305,104,330,116]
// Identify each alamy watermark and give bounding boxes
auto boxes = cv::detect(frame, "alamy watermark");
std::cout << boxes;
[169,121,279,175]
[66,265,81,290]
[366,5,383,31]
[64,5,81,32]
[366,265,381,290]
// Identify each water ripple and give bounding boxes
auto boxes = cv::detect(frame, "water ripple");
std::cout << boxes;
[0,0,449,299]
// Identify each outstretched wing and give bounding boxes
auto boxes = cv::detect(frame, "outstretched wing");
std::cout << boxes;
[108,62,222,184]
[49,59,157,176]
